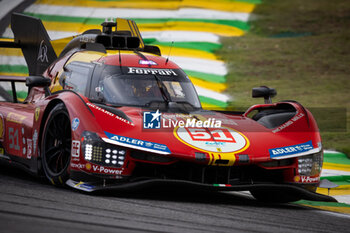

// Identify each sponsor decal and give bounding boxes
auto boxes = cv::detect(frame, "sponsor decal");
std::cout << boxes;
[27,139,33,159]
[104,131,171,154]
[87,103,134,126]
[127,67,177,76]
[294,175,320,183]
[8,127,21,151]
[92,164,123,175]
[71,118,80,131]
[70,163,85,169]
[174,126,249,153]
[143,110,222,129]
[71,140,80,158]
[33,130,38,155]
[70,163,93,171]
[35,107,40,122]
[79,35,95,43]
[139,60,158,66]
[269,141,314,158]
[0,113,3,140]
[6,112,26,124]
[37,40,48,63]
[272,112,305,133]
[294,175,301,182]
[74,181,95,191]
[67,180,95,192]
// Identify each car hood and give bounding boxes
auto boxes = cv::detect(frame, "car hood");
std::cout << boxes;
[87,104,321,165]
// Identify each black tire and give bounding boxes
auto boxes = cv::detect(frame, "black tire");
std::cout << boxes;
[41,103,71,186]
[250,189,302,203]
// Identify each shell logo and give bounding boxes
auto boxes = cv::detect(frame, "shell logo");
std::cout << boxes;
[294,176,301,182]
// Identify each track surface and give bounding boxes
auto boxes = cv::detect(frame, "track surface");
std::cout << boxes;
[0,164,349,233]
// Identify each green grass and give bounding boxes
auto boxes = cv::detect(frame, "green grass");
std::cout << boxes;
[218,0,350,155]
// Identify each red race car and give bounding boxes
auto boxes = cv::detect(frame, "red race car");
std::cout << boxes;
[0,13,335,203]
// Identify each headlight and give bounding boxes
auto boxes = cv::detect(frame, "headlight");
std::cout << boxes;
[82,131,126,167]
[297,151,323,176]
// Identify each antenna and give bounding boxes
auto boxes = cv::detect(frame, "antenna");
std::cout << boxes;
[165,41,174,65]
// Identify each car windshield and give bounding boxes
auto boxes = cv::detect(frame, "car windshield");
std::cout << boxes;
[96,72,201,109]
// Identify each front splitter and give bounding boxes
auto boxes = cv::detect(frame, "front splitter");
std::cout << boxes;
[66,179,337,202]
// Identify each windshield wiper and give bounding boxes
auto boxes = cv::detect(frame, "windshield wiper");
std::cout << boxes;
[150,76,200,114]
[153,75,171,104]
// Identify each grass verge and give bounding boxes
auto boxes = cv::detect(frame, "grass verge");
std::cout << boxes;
[218,0,350,155]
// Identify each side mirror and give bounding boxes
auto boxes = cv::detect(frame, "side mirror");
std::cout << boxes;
[26,76,51,88]
[252,86,277,104]
[26,76,51,96]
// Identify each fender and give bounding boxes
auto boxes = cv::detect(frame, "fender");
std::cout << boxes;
[244,101,319,134]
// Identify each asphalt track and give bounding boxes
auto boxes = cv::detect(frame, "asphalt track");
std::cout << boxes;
[0,164,349,233]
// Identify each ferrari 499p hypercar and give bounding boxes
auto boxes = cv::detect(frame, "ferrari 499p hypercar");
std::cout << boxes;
[0,13,335,203]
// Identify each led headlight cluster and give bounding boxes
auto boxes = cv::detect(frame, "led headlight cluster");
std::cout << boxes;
[298,157,313,175]
[82,131,126,168]
[298,151,323,176]
[105,148,125,166]
[85,144,93,160]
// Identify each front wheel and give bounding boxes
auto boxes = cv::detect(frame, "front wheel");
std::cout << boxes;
[41,103,71,186]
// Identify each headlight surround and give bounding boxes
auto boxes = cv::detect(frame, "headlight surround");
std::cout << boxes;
[297,151,323,176]
[82,131,126,168]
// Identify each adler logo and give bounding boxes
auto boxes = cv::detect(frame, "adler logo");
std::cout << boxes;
[269,141,314,158]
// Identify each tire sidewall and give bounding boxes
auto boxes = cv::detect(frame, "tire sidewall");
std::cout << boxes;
[41,103,71,186]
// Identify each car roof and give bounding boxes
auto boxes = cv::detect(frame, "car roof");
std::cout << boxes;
[66,50,180,70]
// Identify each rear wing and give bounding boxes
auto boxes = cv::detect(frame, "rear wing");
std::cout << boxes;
[0,13,57,76]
